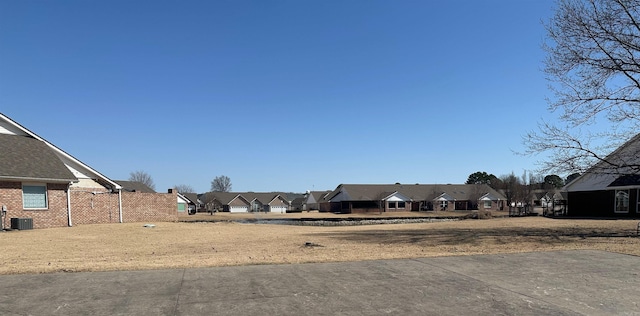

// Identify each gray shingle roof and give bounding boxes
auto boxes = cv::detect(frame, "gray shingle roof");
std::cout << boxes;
[327,183,506,202]
[181,193,199,204]
[114,180,156,193]
[310,190,332,202]
[565,132,640,191]
[244,192,282,204]
[201,192,246,205]
[0,134,77,182]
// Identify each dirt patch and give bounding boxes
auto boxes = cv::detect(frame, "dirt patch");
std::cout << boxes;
[0,216,638,275]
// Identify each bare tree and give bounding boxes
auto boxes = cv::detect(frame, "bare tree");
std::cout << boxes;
[500,173,520,213]
[519,171,537,214]
[129,170,155,191]
[466,184,484,210]
[173,184,195,193]
[211,175,232,192]
[524,0,640,175]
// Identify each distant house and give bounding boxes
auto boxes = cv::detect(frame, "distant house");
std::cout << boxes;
[244,193,290,213]
[290,197,306,211]
[180,192,200,214]
[319,183,506,214]
[177,193,199,215]
[202,192,251,213]
[303,190,332,211]
[564,134,640,217]
[531,189,567,216]
[0,112,178,228]
[200,191,291,213]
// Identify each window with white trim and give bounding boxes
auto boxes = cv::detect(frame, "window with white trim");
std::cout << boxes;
[483,200,492,209]
[387,201,396,209]
[615,190,629,213]
[440,200,448,210]
[23,184,48,209]
[397,201,405,208]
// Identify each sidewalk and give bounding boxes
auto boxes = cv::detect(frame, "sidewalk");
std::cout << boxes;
[0,250,637,315]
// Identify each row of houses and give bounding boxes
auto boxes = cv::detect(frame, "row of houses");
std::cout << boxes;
[319,183,506,213]
[199,191,292,213]
[194,183,508,214]
[2,110,639,230]
[194,152,640,218]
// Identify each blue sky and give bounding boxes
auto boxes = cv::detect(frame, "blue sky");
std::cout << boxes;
[1,0,558,193]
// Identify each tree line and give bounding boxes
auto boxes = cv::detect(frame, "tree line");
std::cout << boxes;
[465,170,579,211]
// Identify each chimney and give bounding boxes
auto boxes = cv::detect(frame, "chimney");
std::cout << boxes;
[168,188,175,194]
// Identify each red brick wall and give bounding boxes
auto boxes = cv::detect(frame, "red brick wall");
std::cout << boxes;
[69,187,120,225]
[121,191,177,223]
[0,181,69,229]
[0,181,178,229]
[71,188,178,225]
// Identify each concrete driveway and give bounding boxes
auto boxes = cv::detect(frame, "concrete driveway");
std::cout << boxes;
[0,250,638,315]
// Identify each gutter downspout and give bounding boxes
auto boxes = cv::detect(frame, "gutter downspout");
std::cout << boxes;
[67,182,73,227]
[118,189,123,223]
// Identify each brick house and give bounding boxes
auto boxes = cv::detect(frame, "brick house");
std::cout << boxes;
[0,112,178,229]
[319,183,506,214]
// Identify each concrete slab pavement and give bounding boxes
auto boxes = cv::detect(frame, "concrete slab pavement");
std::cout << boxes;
[0,250,638,315]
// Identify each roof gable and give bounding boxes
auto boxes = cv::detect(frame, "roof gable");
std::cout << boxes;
[383,191,412,201]
[435,193,454,201]
[565,133,640,192]
[0,113,121,189]
[608,174,640,188]
[0,134,77,183]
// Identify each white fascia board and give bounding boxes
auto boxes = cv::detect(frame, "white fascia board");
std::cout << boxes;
[383,191,412,202]
[177,195,189,203]
[177,193,192,204]
[479,193,501,201]
[606,185,640,190]
[269,195,288,205]
[435,193,454,201]
[0,113,122,190]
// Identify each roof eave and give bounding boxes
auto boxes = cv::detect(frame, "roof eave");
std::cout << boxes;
[0,175,78,183]
[0,113,122,190]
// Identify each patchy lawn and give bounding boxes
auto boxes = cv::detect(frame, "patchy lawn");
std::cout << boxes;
[1,216,638,275]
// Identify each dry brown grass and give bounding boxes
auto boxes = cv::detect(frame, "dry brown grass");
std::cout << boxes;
[1,215,638,275]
